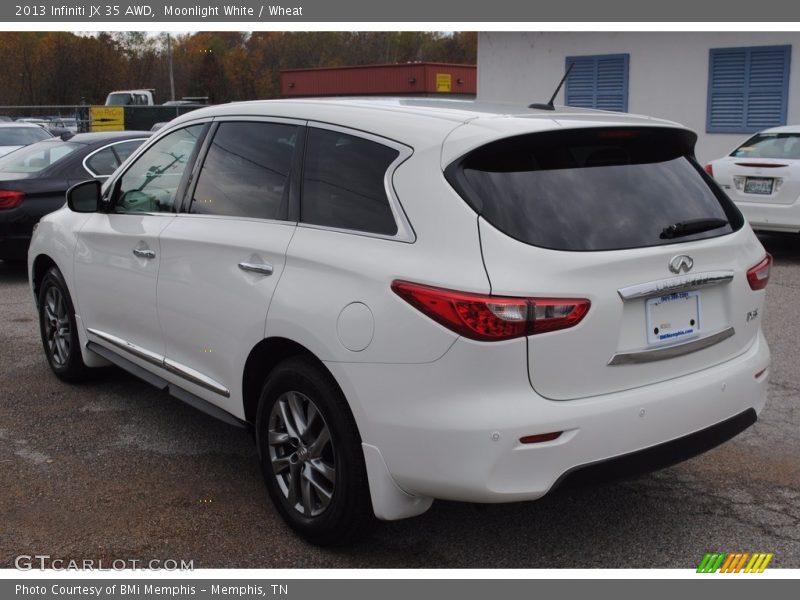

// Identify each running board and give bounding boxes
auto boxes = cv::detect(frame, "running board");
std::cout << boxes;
[86,342,246,429]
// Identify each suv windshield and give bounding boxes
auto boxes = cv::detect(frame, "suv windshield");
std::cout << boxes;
[731,132,800,159]
[446,127,743,251]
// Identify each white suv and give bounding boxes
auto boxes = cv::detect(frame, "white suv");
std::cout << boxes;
[28,99,772,545]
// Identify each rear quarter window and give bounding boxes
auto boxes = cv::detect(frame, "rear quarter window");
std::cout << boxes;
[301,127,399,236]
[446,127,744,251]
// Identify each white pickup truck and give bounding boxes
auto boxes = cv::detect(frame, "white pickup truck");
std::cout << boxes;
[104,89,156,106]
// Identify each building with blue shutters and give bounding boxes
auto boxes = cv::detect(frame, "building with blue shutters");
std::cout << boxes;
[477,33,799,163]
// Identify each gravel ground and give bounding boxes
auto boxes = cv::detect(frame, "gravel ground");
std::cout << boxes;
[1,233,798,569]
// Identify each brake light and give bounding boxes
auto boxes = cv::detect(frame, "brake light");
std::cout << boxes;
[704,164,714,177]
[391,280,590,341]
[747,254,772,290]
[734,162,787,168]
[0,190,25,209]
[596,130,638,139]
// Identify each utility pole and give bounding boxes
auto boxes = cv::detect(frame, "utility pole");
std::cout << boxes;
[167,33,176,102]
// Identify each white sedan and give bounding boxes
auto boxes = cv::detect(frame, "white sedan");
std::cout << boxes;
[706,125,800,233]
[0,123,53,157]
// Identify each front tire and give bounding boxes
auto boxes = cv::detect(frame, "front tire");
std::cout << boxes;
[38,266,88,382]
[255,357,373,546]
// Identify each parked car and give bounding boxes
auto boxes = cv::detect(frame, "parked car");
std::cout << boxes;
[706,125,800,233]
[46,117,79,136]
[0,131,149,261]
[0,123,53,157]
[28,99,771,545]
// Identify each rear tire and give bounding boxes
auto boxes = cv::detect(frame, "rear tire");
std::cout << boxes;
[37,266,89,383]
[255,357,373,546]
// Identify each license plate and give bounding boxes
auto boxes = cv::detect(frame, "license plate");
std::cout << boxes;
[744,177,774,195]
[646,291,700,345]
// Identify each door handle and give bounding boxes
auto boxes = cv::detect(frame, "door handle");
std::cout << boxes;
[133,248,156,259]
[238,262,273,276]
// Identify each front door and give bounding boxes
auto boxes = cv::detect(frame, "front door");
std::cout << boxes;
[74,124,207,366]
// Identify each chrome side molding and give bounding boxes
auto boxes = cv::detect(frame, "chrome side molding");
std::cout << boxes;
[164,358,230,398]
[608,327,736,366]
[87,328,163,367]
[86,328,230,398]
[617,271,735,302]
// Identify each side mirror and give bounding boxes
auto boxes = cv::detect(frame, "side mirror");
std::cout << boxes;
[67,180,102,213]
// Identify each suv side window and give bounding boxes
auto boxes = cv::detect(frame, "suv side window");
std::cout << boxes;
[190,121,298,220]
[114,125,204,214]
[301,127,399,236]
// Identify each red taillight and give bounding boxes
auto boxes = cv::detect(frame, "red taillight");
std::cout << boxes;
[704,163,714,177]
[747,254,772,291]
[0,190,25,209]
[391,280,590,341]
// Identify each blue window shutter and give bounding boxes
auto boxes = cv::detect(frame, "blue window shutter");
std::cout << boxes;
[707,45,791,133]
[565,54,629,112]
[565,57,597,109]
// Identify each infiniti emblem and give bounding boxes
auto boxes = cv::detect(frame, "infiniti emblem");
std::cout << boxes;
[669,255,694,274]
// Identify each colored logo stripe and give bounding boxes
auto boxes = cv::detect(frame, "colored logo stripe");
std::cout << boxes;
[720,553,750,573]
[698,552,773,573]
[697,553,726,573]
[745,553,773,573]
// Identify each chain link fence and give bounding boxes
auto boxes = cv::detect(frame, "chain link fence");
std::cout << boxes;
[0,105,90,133]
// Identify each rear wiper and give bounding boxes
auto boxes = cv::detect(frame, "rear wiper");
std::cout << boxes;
[660,218,728,239]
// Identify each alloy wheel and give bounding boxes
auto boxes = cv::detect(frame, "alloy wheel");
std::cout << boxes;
[43,286,71,367]
[268,391,336,517]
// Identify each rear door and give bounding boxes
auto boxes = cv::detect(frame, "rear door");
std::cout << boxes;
[156,119,302,409]
[447,125,769,400]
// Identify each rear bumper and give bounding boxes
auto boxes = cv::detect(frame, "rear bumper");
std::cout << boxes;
[0,210,36,259]
[327,329,769,505]
[735,200,800,233]
[0,231,32,260]
[554,407,757,491]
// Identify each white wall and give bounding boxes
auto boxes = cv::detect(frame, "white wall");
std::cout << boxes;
[478,32,800,163]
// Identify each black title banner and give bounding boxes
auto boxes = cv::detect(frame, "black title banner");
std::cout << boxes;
[4,0,800,22]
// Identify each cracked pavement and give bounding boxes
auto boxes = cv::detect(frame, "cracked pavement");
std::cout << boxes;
[1,232,798,568]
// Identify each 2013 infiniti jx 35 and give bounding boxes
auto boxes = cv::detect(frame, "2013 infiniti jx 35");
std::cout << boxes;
[28,98,771,545]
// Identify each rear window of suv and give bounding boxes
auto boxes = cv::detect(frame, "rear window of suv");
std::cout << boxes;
[446,127,743,251]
